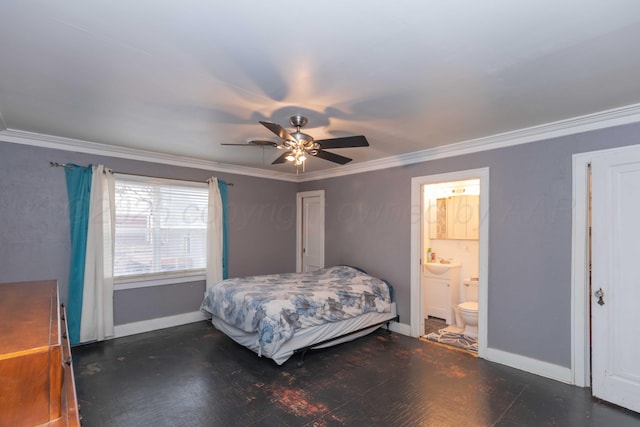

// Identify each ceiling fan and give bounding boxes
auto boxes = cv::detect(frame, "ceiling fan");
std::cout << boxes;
[222,115,369,167]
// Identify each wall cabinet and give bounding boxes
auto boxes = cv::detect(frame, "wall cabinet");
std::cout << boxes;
[428,195,479,240]
[423,265,460,325]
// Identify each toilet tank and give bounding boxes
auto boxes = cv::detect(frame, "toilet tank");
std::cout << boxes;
[463,278,479,302]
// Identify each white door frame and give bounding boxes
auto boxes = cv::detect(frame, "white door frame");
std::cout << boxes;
[410,167,490,359]
[296,190,325,272]
[571,151,592,387]
[571,145,639,387]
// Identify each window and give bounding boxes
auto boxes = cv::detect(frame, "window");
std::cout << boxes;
[113,174,208,280]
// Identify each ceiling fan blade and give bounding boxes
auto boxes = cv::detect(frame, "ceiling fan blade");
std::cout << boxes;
[313,149,352,165]
[248,139,278,147]
[259,121,295,142]
[316,135,369,149]
[221,140,277,147]
[272,151,291,164]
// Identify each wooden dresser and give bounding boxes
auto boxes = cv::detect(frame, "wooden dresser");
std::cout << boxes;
[0,280,80,427]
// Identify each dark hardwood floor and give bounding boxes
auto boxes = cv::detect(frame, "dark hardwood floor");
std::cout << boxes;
[72,321,640,426]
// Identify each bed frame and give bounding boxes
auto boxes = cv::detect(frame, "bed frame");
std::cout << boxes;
[208,303,399,366]
[292,313,400,367]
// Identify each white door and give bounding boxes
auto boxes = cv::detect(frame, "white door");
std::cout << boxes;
[591,145,640,412]
[296,191,324,272]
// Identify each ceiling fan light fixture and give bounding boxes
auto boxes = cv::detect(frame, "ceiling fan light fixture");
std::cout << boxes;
[293,132,313,144]
[249,116,367,170]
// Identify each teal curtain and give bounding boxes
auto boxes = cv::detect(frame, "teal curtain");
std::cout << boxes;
[65,164,93,345]
[218,180,229,279]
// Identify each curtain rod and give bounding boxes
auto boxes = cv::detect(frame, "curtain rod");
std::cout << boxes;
[49,162,233,186]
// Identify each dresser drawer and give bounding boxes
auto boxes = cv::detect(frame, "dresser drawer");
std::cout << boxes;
[59,304,81,426]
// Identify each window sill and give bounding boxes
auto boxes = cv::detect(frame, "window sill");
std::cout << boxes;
[114,272,206,291]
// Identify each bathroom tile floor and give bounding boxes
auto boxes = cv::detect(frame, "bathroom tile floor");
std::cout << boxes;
[72,321,640,426]
[424,316,447,334]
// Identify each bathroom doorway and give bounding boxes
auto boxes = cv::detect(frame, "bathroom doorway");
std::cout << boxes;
[422,179,480,353]
[410,168,489,359]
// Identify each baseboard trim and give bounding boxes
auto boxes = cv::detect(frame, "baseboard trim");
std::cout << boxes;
[115,314,411,342]
[485,348,572,384]
[389,321,412,336]
[114,311,208,338]
[114,315,570,385]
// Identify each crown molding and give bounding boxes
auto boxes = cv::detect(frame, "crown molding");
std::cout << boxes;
[298,102,640,182]
[2,102,640,183]
[0,128,299,182]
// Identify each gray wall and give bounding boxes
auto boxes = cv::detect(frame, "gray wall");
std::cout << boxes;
[300,122,640,368]
[3,120,639,367]
[0,141,297,325]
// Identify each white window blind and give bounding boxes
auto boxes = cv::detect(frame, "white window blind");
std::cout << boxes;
[113,175,208,278]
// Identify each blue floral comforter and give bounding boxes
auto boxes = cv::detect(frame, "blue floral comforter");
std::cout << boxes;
[200,265,392,357]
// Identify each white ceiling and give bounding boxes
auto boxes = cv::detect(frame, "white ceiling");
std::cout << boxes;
[2,1,640,175]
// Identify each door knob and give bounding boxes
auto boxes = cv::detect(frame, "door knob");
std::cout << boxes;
[594,288,605,306]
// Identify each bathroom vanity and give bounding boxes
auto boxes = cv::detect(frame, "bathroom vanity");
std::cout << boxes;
[423,263,461,325]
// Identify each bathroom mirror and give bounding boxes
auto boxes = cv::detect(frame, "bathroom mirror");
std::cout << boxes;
[428,195,479,240]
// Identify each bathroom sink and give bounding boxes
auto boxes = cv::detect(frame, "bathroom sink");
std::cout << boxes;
[424,262,461,274]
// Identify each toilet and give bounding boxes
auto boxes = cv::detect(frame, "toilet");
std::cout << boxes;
[457,278,479,338]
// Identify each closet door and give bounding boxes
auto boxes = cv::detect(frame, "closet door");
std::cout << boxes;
[591,145,640,412]
[296,190,325,272]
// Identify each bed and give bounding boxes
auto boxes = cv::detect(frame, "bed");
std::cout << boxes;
[200,265,398,365]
